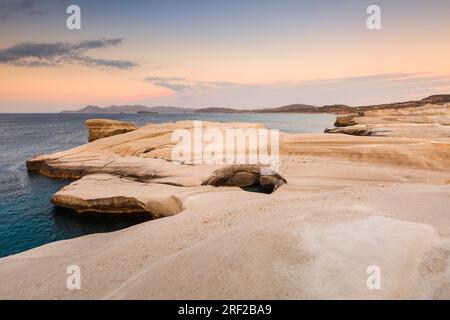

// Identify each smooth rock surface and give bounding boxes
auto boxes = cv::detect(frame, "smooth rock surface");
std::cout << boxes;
[1,113,450,299]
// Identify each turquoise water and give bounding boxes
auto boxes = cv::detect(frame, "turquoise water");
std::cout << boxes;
[0,113,335,258]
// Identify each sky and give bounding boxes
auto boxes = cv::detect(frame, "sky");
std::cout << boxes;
[0,0,450,112]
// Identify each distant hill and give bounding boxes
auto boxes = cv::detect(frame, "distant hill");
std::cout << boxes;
[66,105,104,113]
[62,95,450,115]
[62,105,195,114]
[196,104,368,114]
[246,95,450,114]
[354,95,450,112]
[319,105,355,114]
[149,106,196,113]
[195,107,243,113]
[421,94,450,104]
[251,104,318,113]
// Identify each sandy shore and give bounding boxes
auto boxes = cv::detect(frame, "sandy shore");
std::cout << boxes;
[0,104,449,299]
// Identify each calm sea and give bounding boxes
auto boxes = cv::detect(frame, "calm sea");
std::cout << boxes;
[0,112,335,258]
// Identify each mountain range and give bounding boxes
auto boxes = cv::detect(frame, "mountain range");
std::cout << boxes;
[62,105,196,114]
[62,95,450,115]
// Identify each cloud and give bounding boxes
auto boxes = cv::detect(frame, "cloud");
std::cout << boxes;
[144,76,236,92]
[0,38,138,70]
[302,73,432,86]
[137,72,450,108]
[74,56,138,70]
[0,0,48,20]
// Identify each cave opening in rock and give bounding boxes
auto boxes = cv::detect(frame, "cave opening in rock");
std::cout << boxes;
[201,165,287,194]
[241,183,275,194]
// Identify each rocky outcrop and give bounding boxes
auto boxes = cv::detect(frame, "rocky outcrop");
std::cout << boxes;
[27,121,288,216]
[326,104,450,141]
[85,119,137,142]
[26,117,450,183]
[333,104,450,127]
[259,174,287,192]
[333,113,360,127]
[325,123,450,140]
[4,113,450,299]
[3,169,450,299]
[26,121,267,179]
[325,125,377,136]
[24,116,450,218]
[201,165,287,193]
[51,174,186,218]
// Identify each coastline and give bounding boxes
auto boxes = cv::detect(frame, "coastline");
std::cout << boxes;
[0,103,449,299]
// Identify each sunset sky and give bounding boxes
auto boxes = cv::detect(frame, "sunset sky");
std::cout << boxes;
[1,0,450,112]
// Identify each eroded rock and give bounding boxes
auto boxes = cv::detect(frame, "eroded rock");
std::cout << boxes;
[202,165,287,193]
[259,174,287,192]
[85,119,137,142]
[230,171,260,187]
[326,104,450,140]
[51,173,186,218]
[24,118,450,221]
[5,116,450,299]
[334,114,359,127]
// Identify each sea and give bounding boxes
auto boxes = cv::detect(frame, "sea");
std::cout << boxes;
[0,112,335,258]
